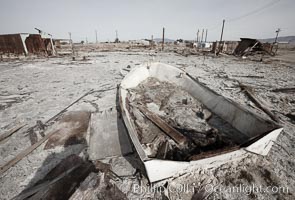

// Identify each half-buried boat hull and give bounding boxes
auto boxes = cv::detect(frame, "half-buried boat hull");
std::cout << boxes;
[119,62,282,182]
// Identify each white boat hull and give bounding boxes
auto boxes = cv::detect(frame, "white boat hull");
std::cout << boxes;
[119,62,282,182]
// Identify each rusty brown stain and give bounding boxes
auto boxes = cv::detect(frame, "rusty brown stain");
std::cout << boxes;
[0,33,51,56]
[44,111,91,149]
[0,34,26,54]
[25,34,47,55]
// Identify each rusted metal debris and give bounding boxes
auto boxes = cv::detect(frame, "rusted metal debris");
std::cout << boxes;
[24,34,47,55]
[0,34,26,55]
[0,33,55,56]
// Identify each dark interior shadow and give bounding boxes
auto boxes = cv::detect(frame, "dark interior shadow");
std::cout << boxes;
[14,136,97,200]
[13,88,149,199]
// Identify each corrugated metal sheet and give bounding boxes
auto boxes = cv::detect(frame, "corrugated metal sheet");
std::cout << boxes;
[234,38,260,56]
[25,34,47,55]
[212,41,239,54]
[0,33,52,56]
[0,34,25,54]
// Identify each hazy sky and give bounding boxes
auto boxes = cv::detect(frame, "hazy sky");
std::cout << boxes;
[0,0,294,42]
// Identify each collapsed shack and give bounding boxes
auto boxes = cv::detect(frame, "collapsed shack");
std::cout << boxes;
[0,34,26,55]
[233,38,275,57]
[128,77,244,161]
[212,41,239,55]
[0,33,56,57]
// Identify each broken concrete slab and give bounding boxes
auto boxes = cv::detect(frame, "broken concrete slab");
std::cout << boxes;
[88,109,133,160]
[110,156,137,177]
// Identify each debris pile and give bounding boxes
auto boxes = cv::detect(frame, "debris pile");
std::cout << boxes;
[128,77,239,161]
[234,38,275,57]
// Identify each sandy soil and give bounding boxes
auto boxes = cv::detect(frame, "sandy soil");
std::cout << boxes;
[0,45,294,199]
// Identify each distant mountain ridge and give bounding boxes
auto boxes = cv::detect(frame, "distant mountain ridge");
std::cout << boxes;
[152,36,295,43]
[260,36,295,43]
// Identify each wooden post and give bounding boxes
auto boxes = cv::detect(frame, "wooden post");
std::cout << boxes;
[151,35,154,48]
[201,29,204,43]
[95,30,98,44]
[220,19,225,42]
[196,29,199,43]
[219,19,225,52]
[114,30,119,43]
[162,27,165,51]
[69,32,75,56]
[272,28,281,54]
[205,29,208,43]
[274,28,281,44]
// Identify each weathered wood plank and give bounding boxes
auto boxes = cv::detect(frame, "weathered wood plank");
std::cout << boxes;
[0,123,26,142]
[240,84,280,123]
[137,106,189,146]
[0,129,58,176]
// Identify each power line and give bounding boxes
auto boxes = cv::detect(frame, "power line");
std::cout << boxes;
[208,0,281,30]
[205,0,283,40]
[227,0,282,22]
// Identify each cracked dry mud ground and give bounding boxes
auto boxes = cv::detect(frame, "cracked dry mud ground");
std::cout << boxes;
[0,48,294,199]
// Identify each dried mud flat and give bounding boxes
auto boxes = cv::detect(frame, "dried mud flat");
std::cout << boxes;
[0,46,294,199]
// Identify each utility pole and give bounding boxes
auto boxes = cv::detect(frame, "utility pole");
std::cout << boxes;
[115,30,119,43]
[219,19,225,52]
[205,29,208,43]
[162,27,165,51]
[272,28,281,54]
[274,28,281,44]
[196,29,199,43]
[150,35,154,48]
[95,30,98,44]
[201,29,204,43]
[69,32,75,57]
[219,19,225,42]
